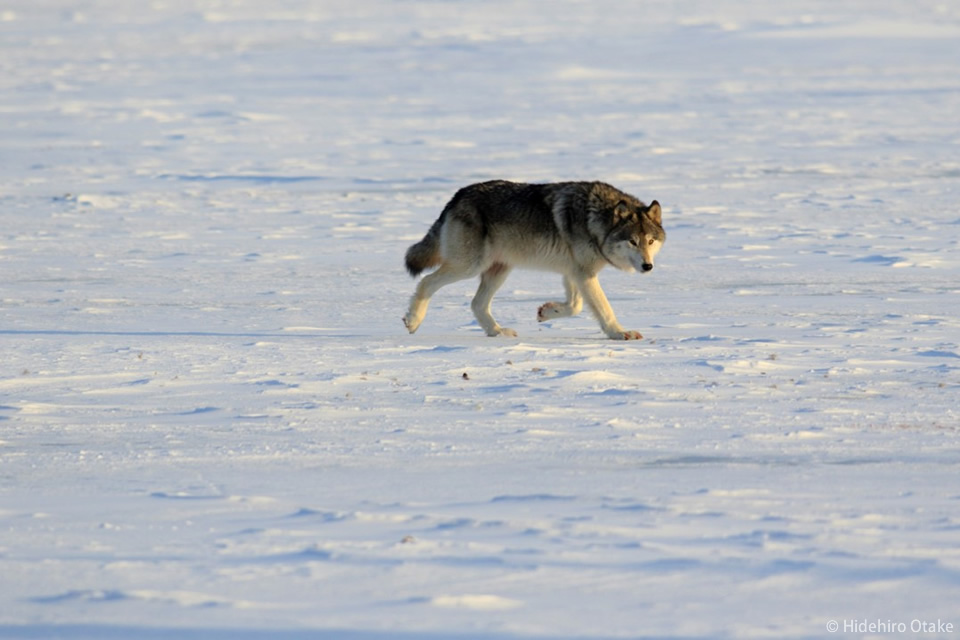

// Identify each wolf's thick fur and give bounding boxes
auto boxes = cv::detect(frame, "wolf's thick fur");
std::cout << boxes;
[403,180,665,340]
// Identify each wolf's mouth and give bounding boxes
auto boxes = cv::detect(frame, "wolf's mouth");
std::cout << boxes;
[628,254,651,272]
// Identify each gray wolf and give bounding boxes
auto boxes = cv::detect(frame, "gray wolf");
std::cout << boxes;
[402,180,665,340]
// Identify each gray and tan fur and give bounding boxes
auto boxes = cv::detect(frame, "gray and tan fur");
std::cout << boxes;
[403,180,665,340]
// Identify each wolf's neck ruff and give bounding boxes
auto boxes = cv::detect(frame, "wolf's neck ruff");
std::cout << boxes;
[592,216,632,268]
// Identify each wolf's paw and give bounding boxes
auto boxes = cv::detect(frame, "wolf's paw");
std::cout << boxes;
[402,314,421,334]
[486,326,518,338]
[609,330,643,341]
[537,302,561,322]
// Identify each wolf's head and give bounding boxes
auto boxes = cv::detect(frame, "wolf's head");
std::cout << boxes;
[603,200,665,273]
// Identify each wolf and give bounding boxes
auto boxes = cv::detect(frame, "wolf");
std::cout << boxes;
[403,180,664,340]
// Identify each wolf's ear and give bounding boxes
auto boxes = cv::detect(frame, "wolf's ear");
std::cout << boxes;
[647,200,662,225]
[614,200,630,220]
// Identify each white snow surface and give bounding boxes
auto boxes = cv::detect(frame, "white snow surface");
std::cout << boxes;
[2,1,960,638]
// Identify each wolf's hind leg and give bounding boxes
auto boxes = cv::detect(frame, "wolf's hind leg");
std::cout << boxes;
[472,262,517,337]
[537,276,583,322]
[404,263,476,334]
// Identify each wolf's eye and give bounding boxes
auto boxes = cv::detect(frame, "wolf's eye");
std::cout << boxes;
[647,238,655,246]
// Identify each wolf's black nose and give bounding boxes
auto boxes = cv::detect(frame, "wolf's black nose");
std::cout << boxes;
[642,263,654,272]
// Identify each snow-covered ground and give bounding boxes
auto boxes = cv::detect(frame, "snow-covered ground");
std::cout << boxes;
[2,1,959,638]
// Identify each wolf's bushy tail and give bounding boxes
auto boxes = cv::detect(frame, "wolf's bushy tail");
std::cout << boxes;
[405,215,444,277]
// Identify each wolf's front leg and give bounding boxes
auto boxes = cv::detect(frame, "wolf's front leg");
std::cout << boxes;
[537,276,583,322]
[576,274,643,340]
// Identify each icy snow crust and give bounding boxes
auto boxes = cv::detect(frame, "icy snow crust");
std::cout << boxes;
[2,1,959,638]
